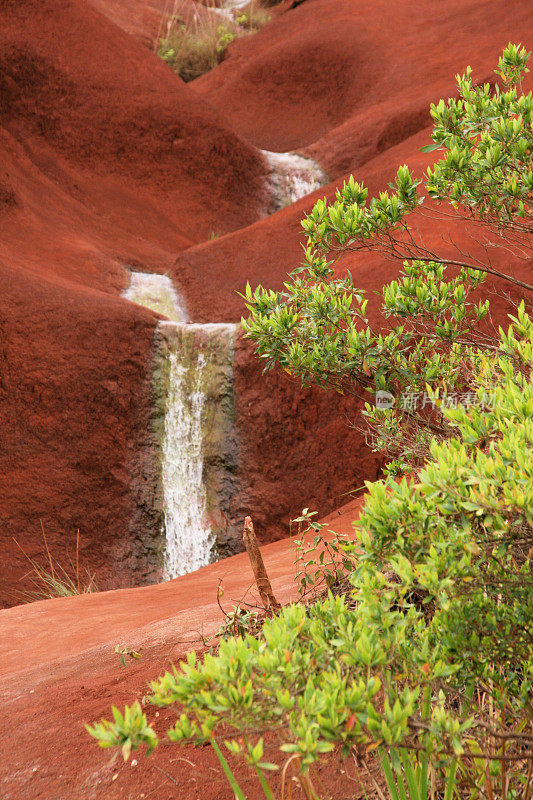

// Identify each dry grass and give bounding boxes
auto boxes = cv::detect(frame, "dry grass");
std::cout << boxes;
[14,525,98,602]
[235,1,272,31]
[156,0,272,81]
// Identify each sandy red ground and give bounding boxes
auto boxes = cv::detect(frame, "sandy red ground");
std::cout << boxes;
[1,0,531,605]
[0,0,532,794]
[0,500,370,800]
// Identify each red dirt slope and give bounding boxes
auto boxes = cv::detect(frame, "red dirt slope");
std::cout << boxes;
[0,0,267,606]
[0,0,267,284]
[0,499,363,800]
[0,263,160,607]
[194,0,532,177]
[88,0,171,45]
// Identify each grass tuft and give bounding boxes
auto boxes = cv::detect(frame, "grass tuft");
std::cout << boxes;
[14,526,98,602]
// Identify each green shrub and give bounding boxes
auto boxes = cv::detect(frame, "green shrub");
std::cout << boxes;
[87,45,532,799]
[87,307,532,798]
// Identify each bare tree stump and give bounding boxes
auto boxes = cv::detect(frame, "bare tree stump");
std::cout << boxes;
[242,516,281,612]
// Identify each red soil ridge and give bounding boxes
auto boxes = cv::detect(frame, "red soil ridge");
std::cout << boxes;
[0,0,530,624]
[0,499,363,800]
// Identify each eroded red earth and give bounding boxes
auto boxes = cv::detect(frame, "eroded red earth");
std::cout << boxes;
[1,500,366,799]
[0,0,531,796]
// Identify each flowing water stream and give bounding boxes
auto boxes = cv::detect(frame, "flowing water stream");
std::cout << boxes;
[159,345,211,576]
[262,150,328,213]
[122,150,327,578]
[155,320,237,578]
[123,272,237,578]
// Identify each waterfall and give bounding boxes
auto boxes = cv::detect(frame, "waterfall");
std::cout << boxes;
[262,150,328,213]
[160,348,213,577]
[214,0,250,19]
[122,271,187,323]
[122,272,237,579]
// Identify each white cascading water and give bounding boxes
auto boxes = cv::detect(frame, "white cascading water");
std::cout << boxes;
[214,0,249,19]
[122,271,187,323]
[262,150,328,213]
[122,271,226,578]
[160,348,214,577]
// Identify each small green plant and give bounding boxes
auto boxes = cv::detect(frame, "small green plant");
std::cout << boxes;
[157,26,223,82]
[216,604,263,639]
[86,702,157,762]
[365,747,459,800]
[236,4,271,32]
[114,645,143,668]
[14,527,97,601]
[292,508,354,599]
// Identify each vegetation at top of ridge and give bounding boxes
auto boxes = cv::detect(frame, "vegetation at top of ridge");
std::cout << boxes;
[87,45,532,800]
[157,0,274,82]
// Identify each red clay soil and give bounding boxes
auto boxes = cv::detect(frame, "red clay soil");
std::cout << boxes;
[0,0,268,268]
[87,0,173,46]
[0,0,531,607]
[0,500,369,800]
[194,0,532,175]
[229,336,382,546]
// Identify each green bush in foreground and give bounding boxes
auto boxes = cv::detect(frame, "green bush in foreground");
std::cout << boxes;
[87,45,532,799]
[88,308,532,798]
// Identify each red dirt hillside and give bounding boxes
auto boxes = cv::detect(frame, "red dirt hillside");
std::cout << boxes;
[194,0,532,176]
[0,0,268,606]
[0,500,365,800]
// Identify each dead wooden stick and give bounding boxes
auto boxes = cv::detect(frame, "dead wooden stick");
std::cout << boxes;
[242,516,281,612]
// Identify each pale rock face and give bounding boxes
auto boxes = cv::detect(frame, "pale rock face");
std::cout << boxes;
[123,271,238,578]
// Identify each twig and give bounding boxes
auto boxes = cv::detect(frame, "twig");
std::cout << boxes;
[242,517,281,612]
[153,764,180,786]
